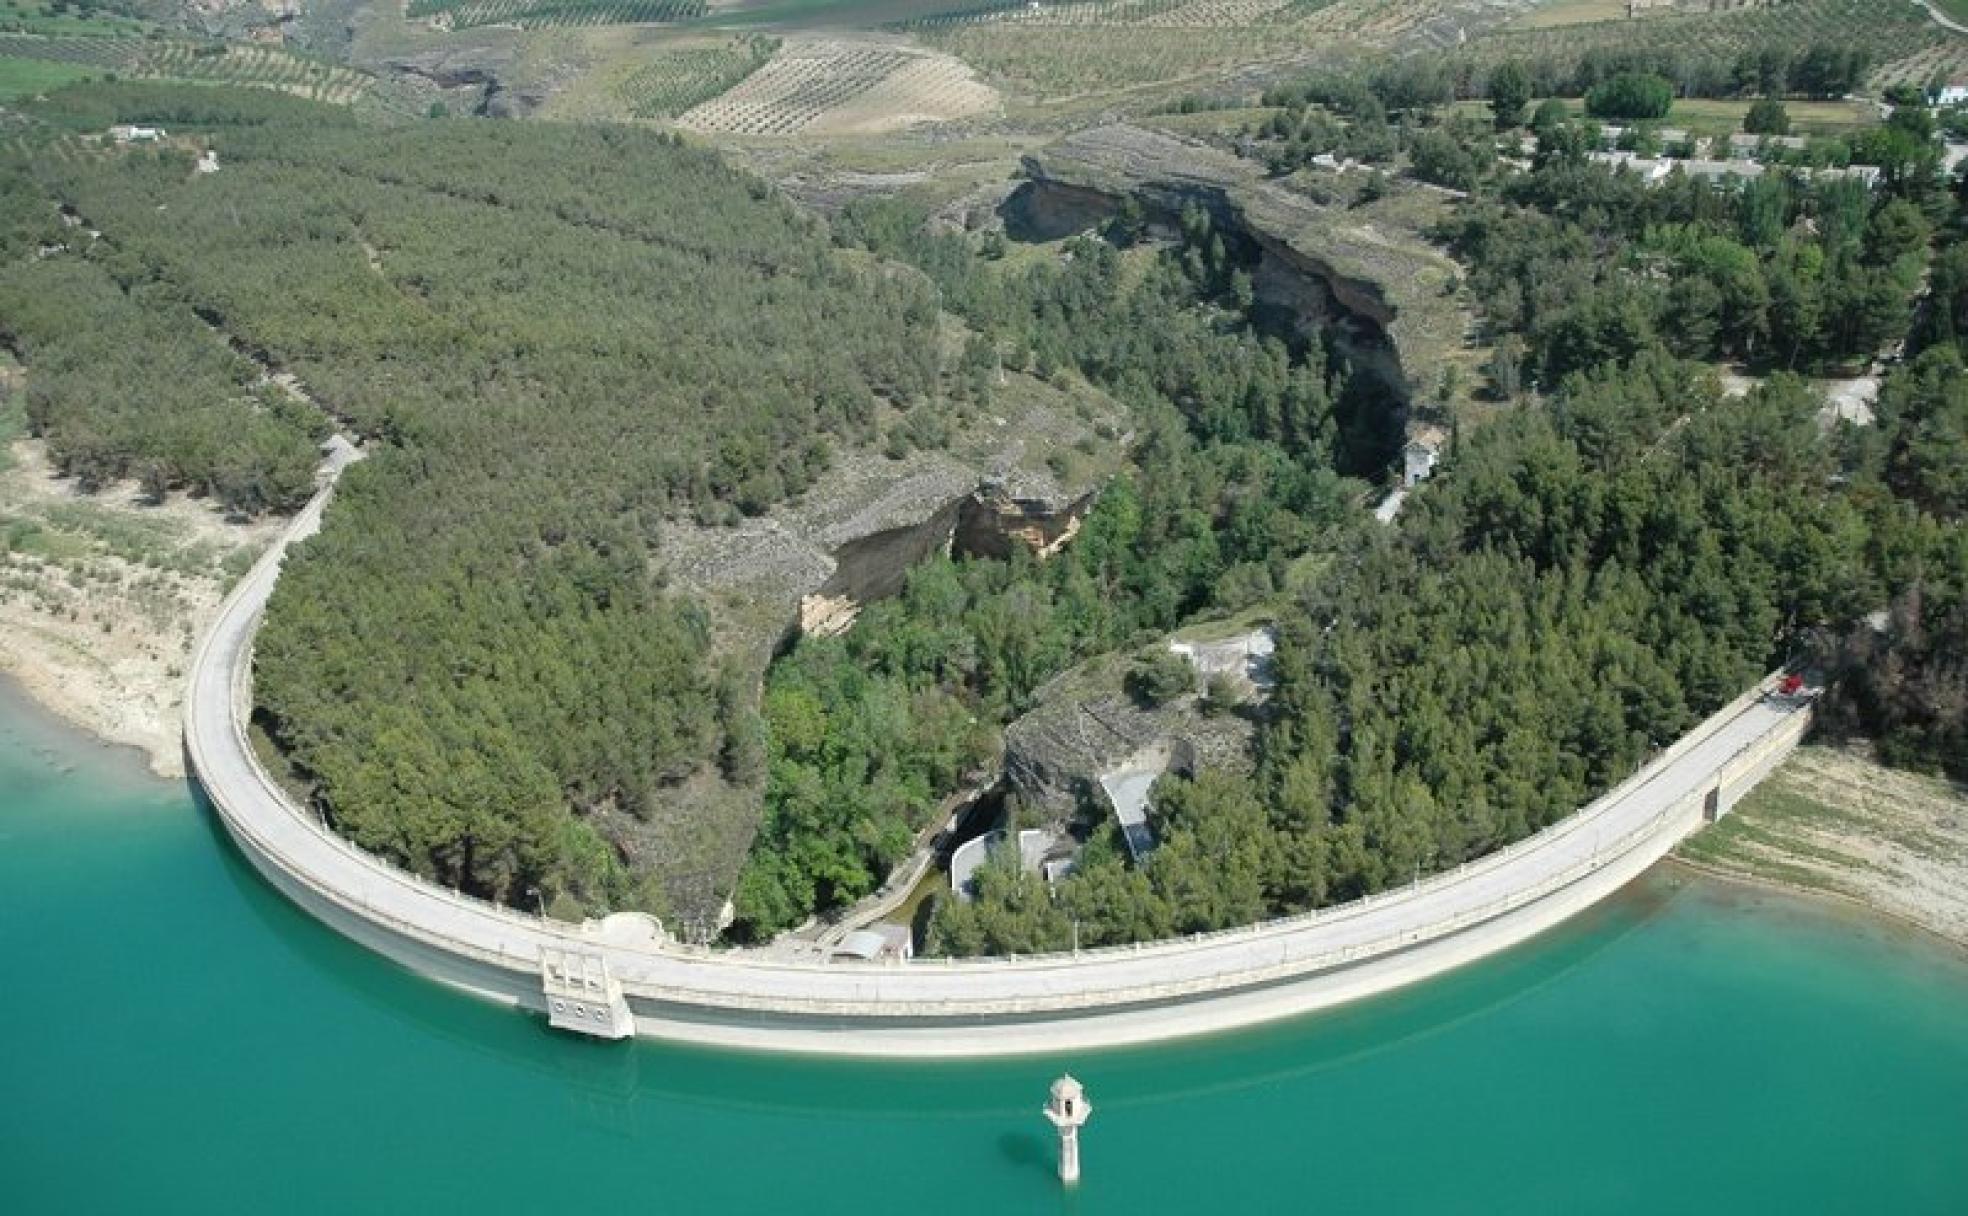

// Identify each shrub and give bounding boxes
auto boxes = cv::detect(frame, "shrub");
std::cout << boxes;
[1585,73,1673,122]
[1201,673,1245,716]
[1126,650,1195,707]
[1744,97,1790,136]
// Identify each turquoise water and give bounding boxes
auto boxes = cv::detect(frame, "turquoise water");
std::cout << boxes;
[4,691,1968,1215]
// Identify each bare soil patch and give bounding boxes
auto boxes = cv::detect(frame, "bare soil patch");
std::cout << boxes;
[1678,744,1968,948]
[0,436,281,777]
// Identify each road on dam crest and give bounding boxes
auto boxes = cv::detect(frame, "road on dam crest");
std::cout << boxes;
[185,440,1816,1056]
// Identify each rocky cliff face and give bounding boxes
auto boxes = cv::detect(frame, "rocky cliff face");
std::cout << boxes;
[955,483,1097,562]
[1001,654,1256,825]
[642,385,1117,927]
[383,45,548,117]
[1014,124,1470,404]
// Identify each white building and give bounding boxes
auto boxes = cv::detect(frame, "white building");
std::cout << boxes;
[831,924,913,963]
[1727,132,1807,160]
[1402,426,1447,487]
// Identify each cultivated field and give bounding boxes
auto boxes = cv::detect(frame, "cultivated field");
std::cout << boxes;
[911,0,1539,101]
[137,43,373,103]
[0,33,373,103]
[0,54,93,99]
[614,34,778,117]
[408,0,708,31]
[1873,38,1968,93]
[1464,0,1956,91]
[678,37,996,134]
[1507,0,1638,30]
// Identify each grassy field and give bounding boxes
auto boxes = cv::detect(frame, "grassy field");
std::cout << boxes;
[1667,95,1876,137]
[1473,94,1878,138]
[0,53,91,98]
[1507,0,1629,30]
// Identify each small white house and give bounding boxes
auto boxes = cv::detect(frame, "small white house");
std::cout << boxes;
[109,124,163,144]
[832,924,913,964]
[1402,426,1448,488]
[1938,82,1968,106]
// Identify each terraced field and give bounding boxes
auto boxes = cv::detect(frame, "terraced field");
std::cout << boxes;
[1874,37,1968,93]
[0,34,372,103]
[678,38,994,133]
[910,0,1534,100]
[138,44,372,103]
[408,0,708,30]
[615,35,777,117]
[0,33,141,70]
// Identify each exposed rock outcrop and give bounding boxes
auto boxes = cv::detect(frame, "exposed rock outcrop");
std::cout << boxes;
[1002,653,1256,824]
[1014,124,1470,404]
[383,45,547,117]
[955,481,1095,561]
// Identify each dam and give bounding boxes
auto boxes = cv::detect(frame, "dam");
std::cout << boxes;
[183,443,1815,1056]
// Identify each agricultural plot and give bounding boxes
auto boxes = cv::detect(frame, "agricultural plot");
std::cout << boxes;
[616,35,777,117]
[133,43,372,104]
[912,0,1535,100]
[923,25,1299,97]
[0,54,94,100]
[1874,39,1968,94]
[678,38,995,134]
[407,0,707,30]
[1462,0,1951,86]
[0,0,148,37]
[900,0,1342,30]
[1506,0,1632,29]
[0,34,372,104]
[0,33,142,69]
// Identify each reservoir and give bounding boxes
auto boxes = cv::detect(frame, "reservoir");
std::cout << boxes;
[3,687,1966,1213]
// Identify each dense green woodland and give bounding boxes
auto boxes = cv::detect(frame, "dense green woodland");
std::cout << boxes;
[924,98,1968,955]
[730,200,1371,937]
[1,81,1960,947]
[1,85,943,916]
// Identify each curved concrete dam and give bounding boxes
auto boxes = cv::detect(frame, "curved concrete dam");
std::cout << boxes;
[186,447,1816,1057]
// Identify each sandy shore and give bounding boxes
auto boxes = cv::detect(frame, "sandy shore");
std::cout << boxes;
[0,438,281,779]
[1677,743,1968,950]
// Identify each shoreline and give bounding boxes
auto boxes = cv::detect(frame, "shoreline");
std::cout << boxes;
[1668,855,1968,957]
[0,670,174,795]
[0,437,283,781]
[0,653,183,780]
[1672,743,1968,954]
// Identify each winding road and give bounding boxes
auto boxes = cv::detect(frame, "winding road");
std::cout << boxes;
[186,442,1815,1056]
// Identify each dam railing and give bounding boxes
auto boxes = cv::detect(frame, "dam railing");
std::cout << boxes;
[186,442,1814,1038]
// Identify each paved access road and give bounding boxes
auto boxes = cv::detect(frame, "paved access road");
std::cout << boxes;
[187,444,1810,1051]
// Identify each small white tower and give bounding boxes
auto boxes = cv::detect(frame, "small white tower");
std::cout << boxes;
[1043,1074,1092,1185]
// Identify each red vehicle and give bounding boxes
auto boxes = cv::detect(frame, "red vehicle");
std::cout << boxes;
[1778,673,1806,697]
